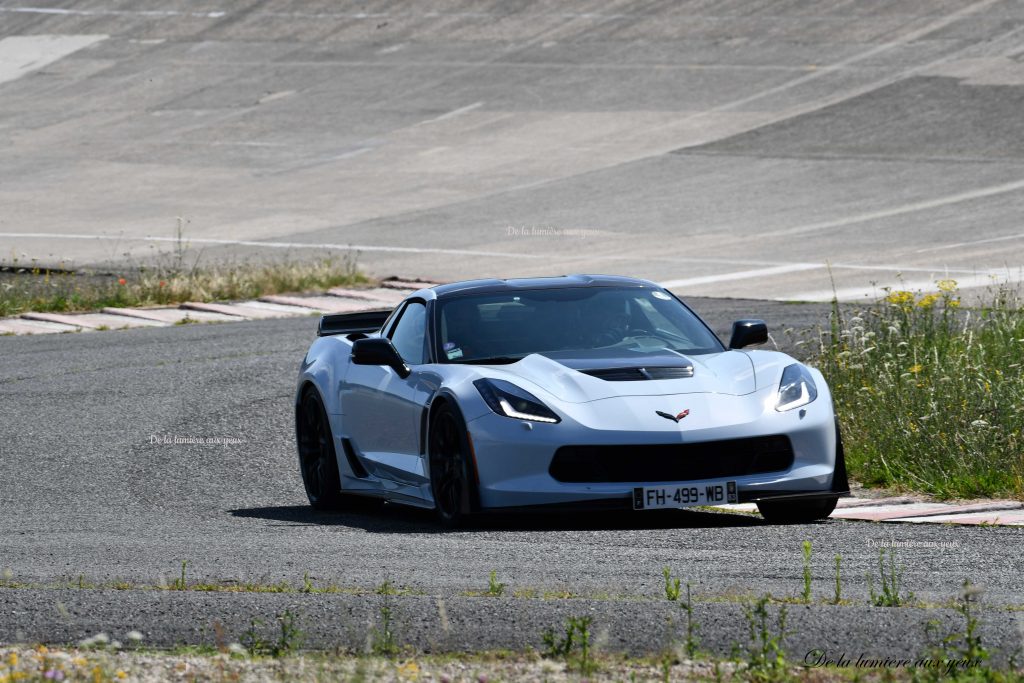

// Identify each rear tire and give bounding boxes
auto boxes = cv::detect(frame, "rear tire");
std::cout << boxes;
[428,403,476,528]
[756,497,837,524]
[296,387,345,510]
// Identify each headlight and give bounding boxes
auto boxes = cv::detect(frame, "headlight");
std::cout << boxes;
[473,379,561,423]
[775,364,818,412]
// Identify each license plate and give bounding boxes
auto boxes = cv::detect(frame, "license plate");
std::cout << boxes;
[633,481,738,510]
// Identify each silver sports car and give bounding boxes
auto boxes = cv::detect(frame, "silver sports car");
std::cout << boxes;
[295,275,849,525]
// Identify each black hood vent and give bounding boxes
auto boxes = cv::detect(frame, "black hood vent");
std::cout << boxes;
[581,365,694,381]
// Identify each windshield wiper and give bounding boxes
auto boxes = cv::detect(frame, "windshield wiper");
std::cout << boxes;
[453,355,525,365]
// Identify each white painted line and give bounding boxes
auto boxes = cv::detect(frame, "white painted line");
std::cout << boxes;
[661,264,823,289]
[0,34,107,86]
[0,6,225,18]
[830,263,1005,276]
[915,232,1024,254]
[415,102,484,126]
[0,233,543,260]
[784,270,1020,302]
[331,147,372,161]
[211,141,289,147]
[698,0,1004,117]
[758,178,1024,240]
[257,90,294,105]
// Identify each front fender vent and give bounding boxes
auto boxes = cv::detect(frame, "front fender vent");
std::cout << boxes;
[581,365,694,381]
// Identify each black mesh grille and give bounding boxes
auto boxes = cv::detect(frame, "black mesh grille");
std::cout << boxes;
[645,367,694,379]
[581,366,694,381]
[549,435,794,483]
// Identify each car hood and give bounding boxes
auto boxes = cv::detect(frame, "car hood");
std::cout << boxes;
[476,348,756,404]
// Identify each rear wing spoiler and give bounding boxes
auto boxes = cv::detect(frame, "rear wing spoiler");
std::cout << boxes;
[317,309,392,337]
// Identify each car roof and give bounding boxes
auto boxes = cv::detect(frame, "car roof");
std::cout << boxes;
[432,274,659,299]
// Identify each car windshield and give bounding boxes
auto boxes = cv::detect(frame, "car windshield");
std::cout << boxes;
[436,286,724,363]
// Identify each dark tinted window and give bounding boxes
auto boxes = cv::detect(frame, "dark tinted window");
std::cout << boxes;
[437,287,722,363]
[389,302,427,364]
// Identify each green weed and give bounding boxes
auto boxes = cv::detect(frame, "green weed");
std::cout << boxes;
[869,548,914,607]
[815,281,1024,498]
[541,615,596,675]
[241,611,304,658]
[487,570,505,597]
[371,590,400,656]
[833,554,843,605]
[801,541,812,604]
[172,560,188,591]
[682,582,700,659]
[663,566,682,602]
[742,595,789,682]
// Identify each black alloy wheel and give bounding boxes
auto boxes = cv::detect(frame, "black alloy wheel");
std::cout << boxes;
[428,403,475,527]
[296,387,344,510]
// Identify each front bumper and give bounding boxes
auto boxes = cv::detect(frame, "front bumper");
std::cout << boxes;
[465,388,844,510]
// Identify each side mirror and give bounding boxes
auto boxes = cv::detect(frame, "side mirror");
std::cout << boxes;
[729,319,768,349]
[351,338,411,378]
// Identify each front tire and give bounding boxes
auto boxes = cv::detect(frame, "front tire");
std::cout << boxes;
[756,497,837,524]
[428,403,476,528]
[296,387,344,510]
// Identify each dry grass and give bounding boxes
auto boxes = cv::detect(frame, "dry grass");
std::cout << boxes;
[1,249,367,318]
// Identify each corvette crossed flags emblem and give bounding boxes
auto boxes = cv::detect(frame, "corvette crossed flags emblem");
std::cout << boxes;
[656,409,690,423]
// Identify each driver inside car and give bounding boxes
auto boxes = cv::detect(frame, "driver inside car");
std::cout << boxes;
[580,294,632,347]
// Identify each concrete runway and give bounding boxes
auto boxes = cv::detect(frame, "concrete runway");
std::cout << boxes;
[2,0,1024,300]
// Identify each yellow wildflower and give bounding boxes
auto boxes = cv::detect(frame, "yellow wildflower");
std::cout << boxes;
[886,290,915,306]
[917,293,940,308]
[116,671,128,679]
[5,653,16,667]
[908,364,923,374]
[398,661,420,678]
[937,279,958,292]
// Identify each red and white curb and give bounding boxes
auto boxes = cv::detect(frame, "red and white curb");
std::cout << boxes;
[0,278,439,336]
[715,497,1024,526]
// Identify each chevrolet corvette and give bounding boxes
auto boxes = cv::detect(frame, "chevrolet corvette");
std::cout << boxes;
[295,275,848,525]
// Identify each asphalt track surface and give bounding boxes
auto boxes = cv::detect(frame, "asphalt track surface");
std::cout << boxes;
[2,0,1024,301]
[2,0,1024,664]
[1,301,1022,661]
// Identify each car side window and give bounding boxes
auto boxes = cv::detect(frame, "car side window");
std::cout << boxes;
[389,301,427,365]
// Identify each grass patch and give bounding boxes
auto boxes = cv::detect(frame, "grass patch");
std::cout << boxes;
[0,249,366,318]
[3,646,1021,683]
[814,281,1024,499]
